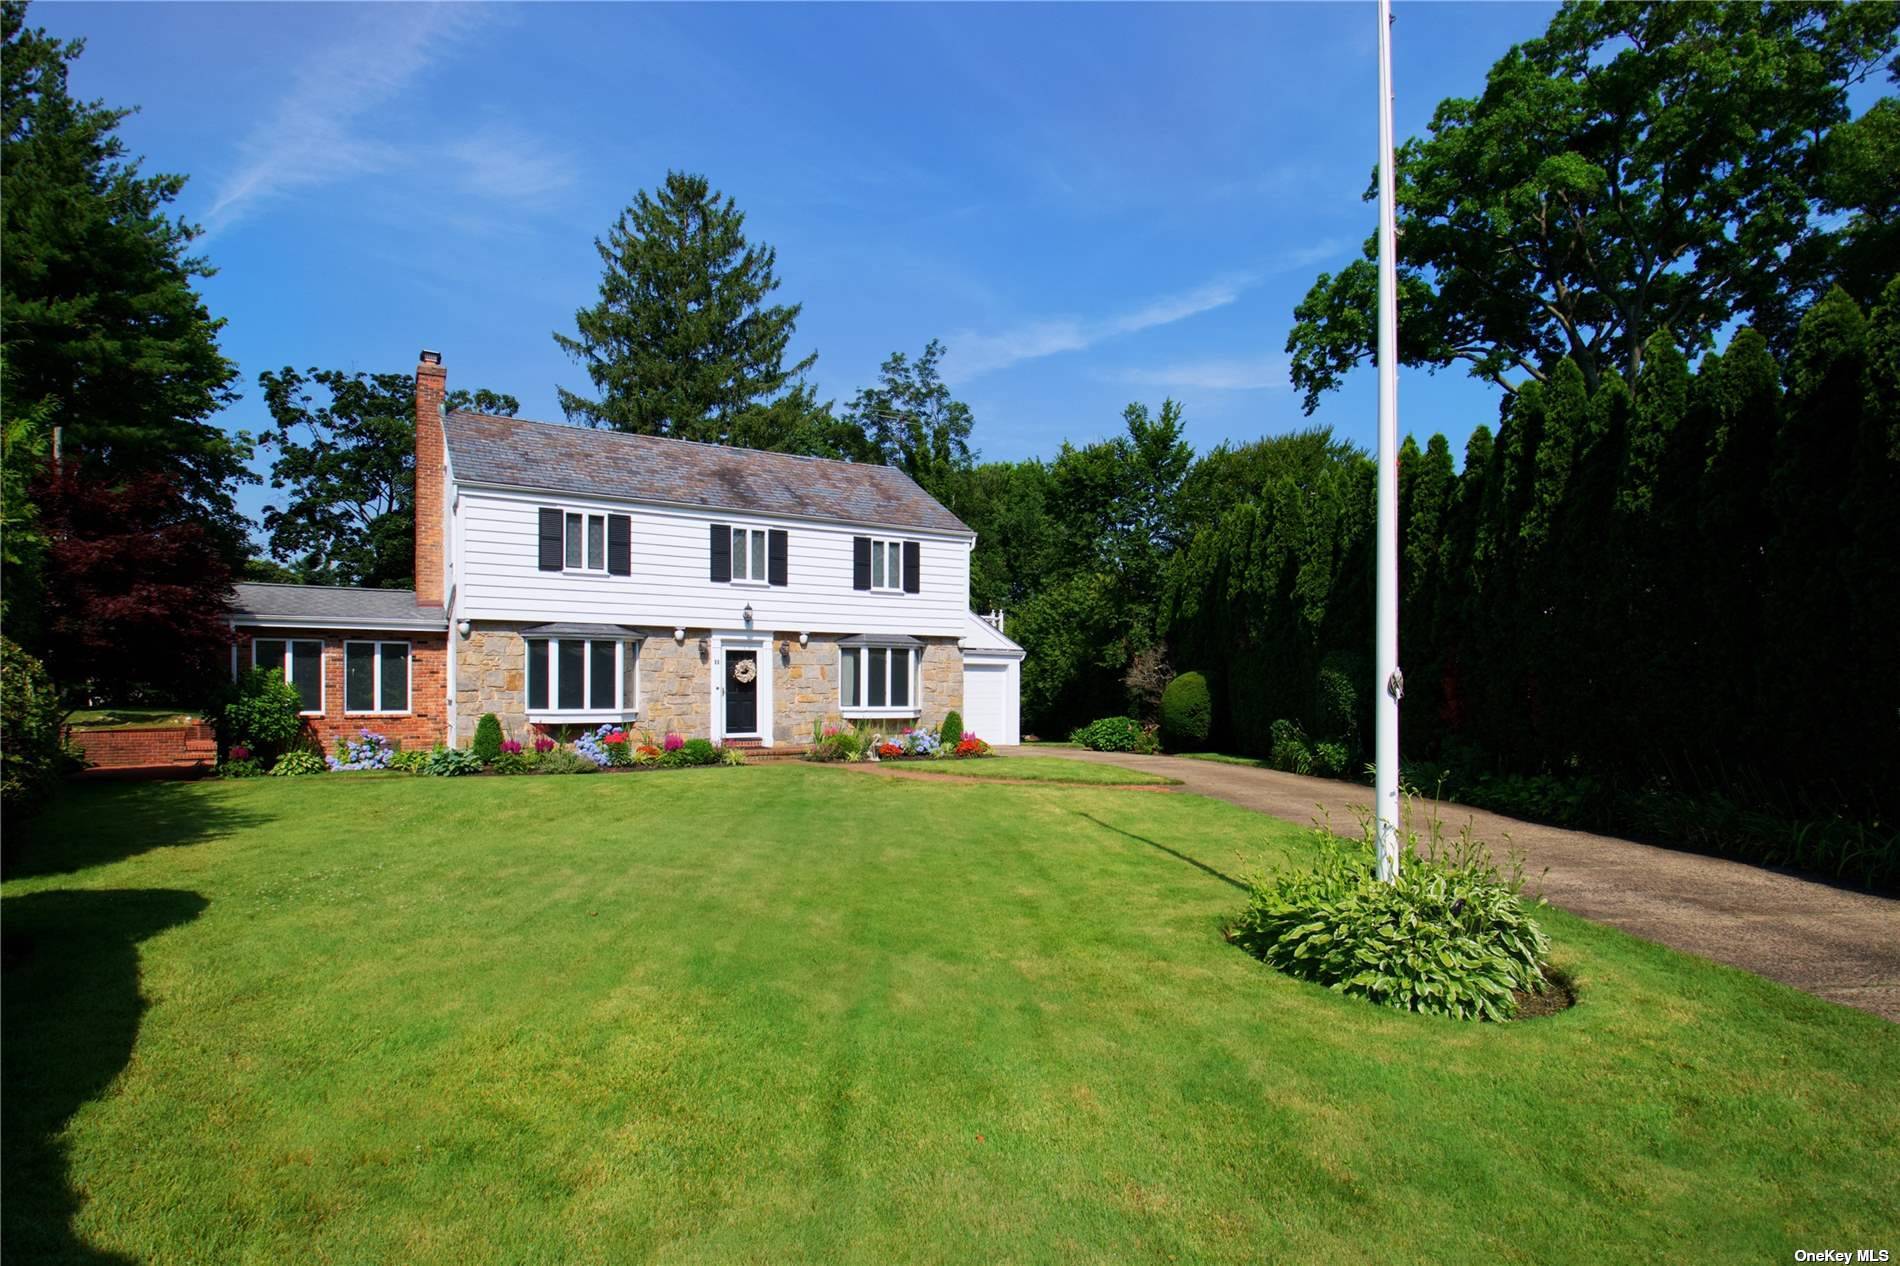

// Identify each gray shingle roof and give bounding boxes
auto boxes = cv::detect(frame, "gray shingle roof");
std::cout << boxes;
[231,583,448,630]
[442,411,972,535]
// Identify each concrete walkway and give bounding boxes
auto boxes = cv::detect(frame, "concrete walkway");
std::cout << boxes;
[1025,747,1900,1022]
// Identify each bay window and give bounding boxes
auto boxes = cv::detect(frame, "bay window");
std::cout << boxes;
[839,643,917,715]
[253,638,323,714]
[344,640,410,713]
[525,637,639,716]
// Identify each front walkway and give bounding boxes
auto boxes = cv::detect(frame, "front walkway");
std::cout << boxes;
[1024,747,1900,1022]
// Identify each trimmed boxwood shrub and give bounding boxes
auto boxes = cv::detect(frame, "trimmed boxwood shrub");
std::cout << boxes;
[472,713,503,764]
[1158,672,1212,751]
[939,709,963,743]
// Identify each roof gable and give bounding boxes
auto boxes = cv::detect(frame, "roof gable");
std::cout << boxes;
[442,412,971,535]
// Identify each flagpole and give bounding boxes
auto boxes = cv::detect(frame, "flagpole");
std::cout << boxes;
[1374,0,1402,883]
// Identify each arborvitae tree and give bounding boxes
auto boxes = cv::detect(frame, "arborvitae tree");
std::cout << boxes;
[553,171,822,446]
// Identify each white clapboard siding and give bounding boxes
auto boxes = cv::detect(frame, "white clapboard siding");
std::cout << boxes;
[455,487,972,637]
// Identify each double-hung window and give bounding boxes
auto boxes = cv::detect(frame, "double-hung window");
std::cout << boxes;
[730,526,768,583]
[344,640,411,714]
[253,638,324,715]
[839,644,916,714]
[525,638,639,716]
[566,512,607,573]
[869,539,903,592]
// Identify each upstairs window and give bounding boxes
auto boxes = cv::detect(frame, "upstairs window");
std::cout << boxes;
[731,526,768,582]
[853,537,921,594]
[253,638,323,715]
[539,508,631,575]
[709,524,788,586]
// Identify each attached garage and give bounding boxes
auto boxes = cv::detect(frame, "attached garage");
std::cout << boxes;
[961,612,1024,746]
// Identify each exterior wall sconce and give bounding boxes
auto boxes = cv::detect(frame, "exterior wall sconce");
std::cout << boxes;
[673,626,686,643]
[778,639,791,658]
[798,631,809,647]
[742,603,754,627]
[456,619,471,638]
[697,637,709,660]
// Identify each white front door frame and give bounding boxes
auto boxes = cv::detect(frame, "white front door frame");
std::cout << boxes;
[709,629,774,747]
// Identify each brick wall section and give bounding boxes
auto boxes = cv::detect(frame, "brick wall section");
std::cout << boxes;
[70,723,217,771]
[232,627,449,751]
[413,355,446,608]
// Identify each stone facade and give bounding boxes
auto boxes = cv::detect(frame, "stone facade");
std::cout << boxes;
[233,626,450,751]
[451,623,963,748]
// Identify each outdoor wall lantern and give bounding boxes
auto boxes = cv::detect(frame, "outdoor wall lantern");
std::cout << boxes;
[673,626,686,643]
[798,631,810,647]
[456,619,471,638]
[697,638,709,660]
[742,603,754,627]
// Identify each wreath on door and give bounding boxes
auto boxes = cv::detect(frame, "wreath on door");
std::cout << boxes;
[731,657,757,684]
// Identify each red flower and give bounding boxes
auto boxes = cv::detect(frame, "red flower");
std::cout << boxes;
[604,732,627,744]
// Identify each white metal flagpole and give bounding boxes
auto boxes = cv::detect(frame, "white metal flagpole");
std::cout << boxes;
[1373,0,1403,883]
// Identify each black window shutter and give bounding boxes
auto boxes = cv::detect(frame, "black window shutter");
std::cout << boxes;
[852,536,871,590]
[709,523,731,582]
[608,515,632,576]
[768,529,788,587]
[537,508,563,571]
[903,541,921,593]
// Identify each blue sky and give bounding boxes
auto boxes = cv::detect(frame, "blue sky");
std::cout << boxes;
[42,1,1564,531]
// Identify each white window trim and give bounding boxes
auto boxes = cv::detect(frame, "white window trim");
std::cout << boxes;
[868,537,905,593]
[728,525,771,585]
[838,644,920,718]
[523,637,641,722]
[253,637,325,717]
[561,509,611,575]
[343,639,413,716]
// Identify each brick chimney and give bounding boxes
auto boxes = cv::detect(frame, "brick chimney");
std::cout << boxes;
[414,349,446,607]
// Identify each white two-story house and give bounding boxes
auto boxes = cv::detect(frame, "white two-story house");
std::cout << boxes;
[227,350,1023,751]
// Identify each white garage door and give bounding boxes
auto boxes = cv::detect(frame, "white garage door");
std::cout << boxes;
[962,662,1008,743]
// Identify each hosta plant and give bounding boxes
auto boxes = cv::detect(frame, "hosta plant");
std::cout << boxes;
[1230,806,1551,1022]
[269,751,326,777]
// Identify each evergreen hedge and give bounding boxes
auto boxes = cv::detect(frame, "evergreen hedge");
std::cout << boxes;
[1158,672,1211,751]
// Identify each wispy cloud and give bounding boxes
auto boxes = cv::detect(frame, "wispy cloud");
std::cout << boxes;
[202,5,495,235]
[1115,354,1288,392]
[940,273,1254,382]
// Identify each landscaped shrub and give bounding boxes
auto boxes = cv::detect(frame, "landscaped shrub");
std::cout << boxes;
[329,730,395,771]
[490,751,533,775]
[534,747,597,775]
[1069,716,1159,754]
[938,710,963,744]
[806,721,865,762]
[1,637,69,820]
[574,724,631,768]
[662,738,719,768]
[217,758,262,779]
[1266,719,1313,775]
[719,745,749,766]
[472,713,503,764]
[389,749,429,774]
[1159,672,1212,751]
[220,666,305,760]
[421,747,484,777]
[270,751,326,777]
[1310,739,1350,779]
[1229,810,1551,1022]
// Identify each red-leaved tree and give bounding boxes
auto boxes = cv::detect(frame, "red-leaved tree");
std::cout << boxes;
[35,468,235,705]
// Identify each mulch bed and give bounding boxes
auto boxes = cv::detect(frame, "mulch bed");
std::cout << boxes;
[1513,970,1579,1019]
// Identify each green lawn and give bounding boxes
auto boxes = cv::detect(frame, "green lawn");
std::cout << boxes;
[4,769,1896,1264]
[63,707,200,730]
[883,755,1178,785]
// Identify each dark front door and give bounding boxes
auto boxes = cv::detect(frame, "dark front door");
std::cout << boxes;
[725,651,759,735]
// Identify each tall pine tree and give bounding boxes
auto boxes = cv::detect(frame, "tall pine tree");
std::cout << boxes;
[553,171,824,448]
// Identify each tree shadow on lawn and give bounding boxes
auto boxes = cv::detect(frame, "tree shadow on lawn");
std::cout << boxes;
[4,783,271,882]
[2,888,208,1266]
[1074,811,1250,891]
